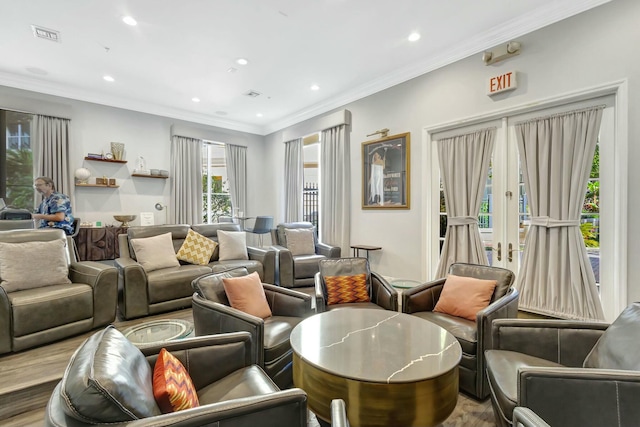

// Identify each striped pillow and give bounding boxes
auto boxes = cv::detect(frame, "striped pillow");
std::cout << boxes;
[153,348,200,413]
[325,273,370,305]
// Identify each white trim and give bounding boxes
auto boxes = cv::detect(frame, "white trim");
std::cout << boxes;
[422,79,628,320]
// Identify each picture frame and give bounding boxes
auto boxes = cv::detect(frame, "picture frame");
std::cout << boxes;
[362,132,410,209]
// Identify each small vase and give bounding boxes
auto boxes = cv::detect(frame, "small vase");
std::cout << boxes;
[111,142,125,160]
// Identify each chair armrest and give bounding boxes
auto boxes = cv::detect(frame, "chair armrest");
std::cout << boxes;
[401,278,446,313]
[492,319,608,366]
[69,261,118,327]
[263,284,313,317]
[370,272,398,311]
[0,286,10,353]
[114,256,150,319]
[331,399,350,427]
[140,332,256,387]
[316,242,341,258]
[518,367,640,427]
[512,407,551,427]
[477,287,519,350]
[314,271,327,313]
[271,245,294,287]
[192,293,265,367]
[126,388,308,427]
[248,246,276,284]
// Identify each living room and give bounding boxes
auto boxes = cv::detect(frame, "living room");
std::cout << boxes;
[1,0,640,425]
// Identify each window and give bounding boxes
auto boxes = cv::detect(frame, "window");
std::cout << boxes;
[1,110,34,210]
[202,142,231,223]
[303,133,320,228]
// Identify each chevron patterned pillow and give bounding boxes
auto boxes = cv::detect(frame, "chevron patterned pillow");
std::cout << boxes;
[153,348,200,413]
[176,229,217,266]
[324,273,370,305]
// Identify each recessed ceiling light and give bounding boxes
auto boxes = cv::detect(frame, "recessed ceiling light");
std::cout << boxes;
[236,58,249,65]
[408,32,421,42]
[122,16,137,26]
[256,113,263,117]
[103,75,114,82]
[310,84,320,91]
[192,97,200,103]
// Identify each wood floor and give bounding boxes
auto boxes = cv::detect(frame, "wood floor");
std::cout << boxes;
[0,308,496,427]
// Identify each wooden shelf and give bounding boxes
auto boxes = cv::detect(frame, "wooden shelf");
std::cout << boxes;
[131,174,169,179]
[75,184,120,188]
[84,157,127,164]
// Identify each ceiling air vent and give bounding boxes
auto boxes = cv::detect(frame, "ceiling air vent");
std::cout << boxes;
[31,25,61,42]
[243,90,261,98]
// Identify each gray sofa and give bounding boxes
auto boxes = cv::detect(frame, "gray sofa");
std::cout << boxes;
[44,326,309,427]
[115,223,276,319]
[0,229,117,354]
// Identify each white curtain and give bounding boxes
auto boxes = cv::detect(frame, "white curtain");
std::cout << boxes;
[225,144,247,217]
[435,128,495,278]
[170,135,202,224]
[320,124,350,253]
[515,107,605,321]
[283,138,303,222]
[32,115,72,202]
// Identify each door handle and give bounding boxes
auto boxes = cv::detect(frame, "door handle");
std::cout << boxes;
[508,243,521,262]
[491,242,501,261]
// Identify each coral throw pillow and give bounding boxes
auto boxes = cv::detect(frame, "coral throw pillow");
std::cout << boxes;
[222,271,272,319]
[176,228,218,265]
[433,274,497,321]
[153,348,200,413]
[324,274,370,305]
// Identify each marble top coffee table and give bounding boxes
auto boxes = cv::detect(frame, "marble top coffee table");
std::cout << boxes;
[290,309,461,427]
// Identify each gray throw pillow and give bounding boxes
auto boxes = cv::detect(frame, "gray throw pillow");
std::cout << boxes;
[583,302,640,370]
[0,239,71,292]
[193,267,249,303]
[130,232,180,272]
[284,228,316,256]
[217,230,248,261]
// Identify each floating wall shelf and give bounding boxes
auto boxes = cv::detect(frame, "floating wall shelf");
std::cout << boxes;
[75,184,120,188]
[84,157,127,164]
[131,174,169,179]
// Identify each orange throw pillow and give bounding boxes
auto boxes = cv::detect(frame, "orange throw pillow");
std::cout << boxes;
[324,274,370,305]
[153,348,200,413]
[222,271,272,319]
[433,274,497,321]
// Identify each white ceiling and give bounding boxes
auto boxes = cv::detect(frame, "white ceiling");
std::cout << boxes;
[0,0,609,135]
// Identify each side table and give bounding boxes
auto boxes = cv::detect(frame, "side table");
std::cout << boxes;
[350,244,381,260]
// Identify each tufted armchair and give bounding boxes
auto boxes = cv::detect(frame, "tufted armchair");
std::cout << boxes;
[401,262,518,399]
[192,267,314,389]
[314,257,398,312]
[485,302,640,427]
[45,326,308,427]
[270,222,341,294]
[0,229,117,354]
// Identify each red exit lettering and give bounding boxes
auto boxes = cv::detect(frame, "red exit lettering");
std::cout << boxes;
[487,71,517,96]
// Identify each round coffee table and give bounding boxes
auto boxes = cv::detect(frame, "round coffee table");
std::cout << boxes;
[122,319,193,345]
[290,309,461,427]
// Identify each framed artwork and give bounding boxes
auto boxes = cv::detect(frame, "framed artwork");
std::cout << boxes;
[362,132,410,209]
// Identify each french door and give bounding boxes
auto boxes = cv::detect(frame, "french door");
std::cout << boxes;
[429,93,620,320]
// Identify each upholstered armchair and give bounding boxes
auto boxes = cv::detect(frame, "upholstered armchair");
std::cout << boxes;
[270,222,341,294]
[401,262,518,399]
[485,302,640,427]
[0,229,117,354]
[314,257,398,312]
[45,326,309,427]
[192,267,314,389]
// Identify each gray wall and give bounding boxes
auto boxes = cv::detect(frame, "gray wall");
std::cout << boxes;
[263,0,640,305]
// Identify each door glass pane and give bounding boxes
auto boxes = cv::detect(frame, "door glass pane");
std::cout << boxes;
[582,141,600,289]
[479,163,493,263]
[3,111,33,210]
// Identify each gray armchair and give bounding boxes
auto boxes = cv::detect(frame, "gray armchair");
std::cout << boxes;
[314,257,398,312]
[0,229,117,354]
[45,326,308,427]
[192,267,314,389]
[270,222,341,294]
[401,262,518,399]
[485,302,640,427]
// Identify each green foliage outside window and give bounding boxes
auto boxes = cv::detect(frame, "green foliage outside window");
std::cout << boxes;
[202,174,231,223]
[5,148,33,209]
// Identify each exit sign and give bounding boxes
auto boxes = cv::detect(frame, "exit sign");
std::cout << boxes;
[487,71,517,96]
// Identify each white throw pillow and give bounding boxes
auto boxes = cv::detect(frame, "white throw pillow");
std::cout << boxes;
[0,239,71,292]
[284,228,316,256]
[130,232,180,272]
[217,230,248,261]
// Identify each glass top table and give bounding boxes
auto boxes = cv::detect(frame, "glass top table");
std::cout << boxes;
[122,319,193,345]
